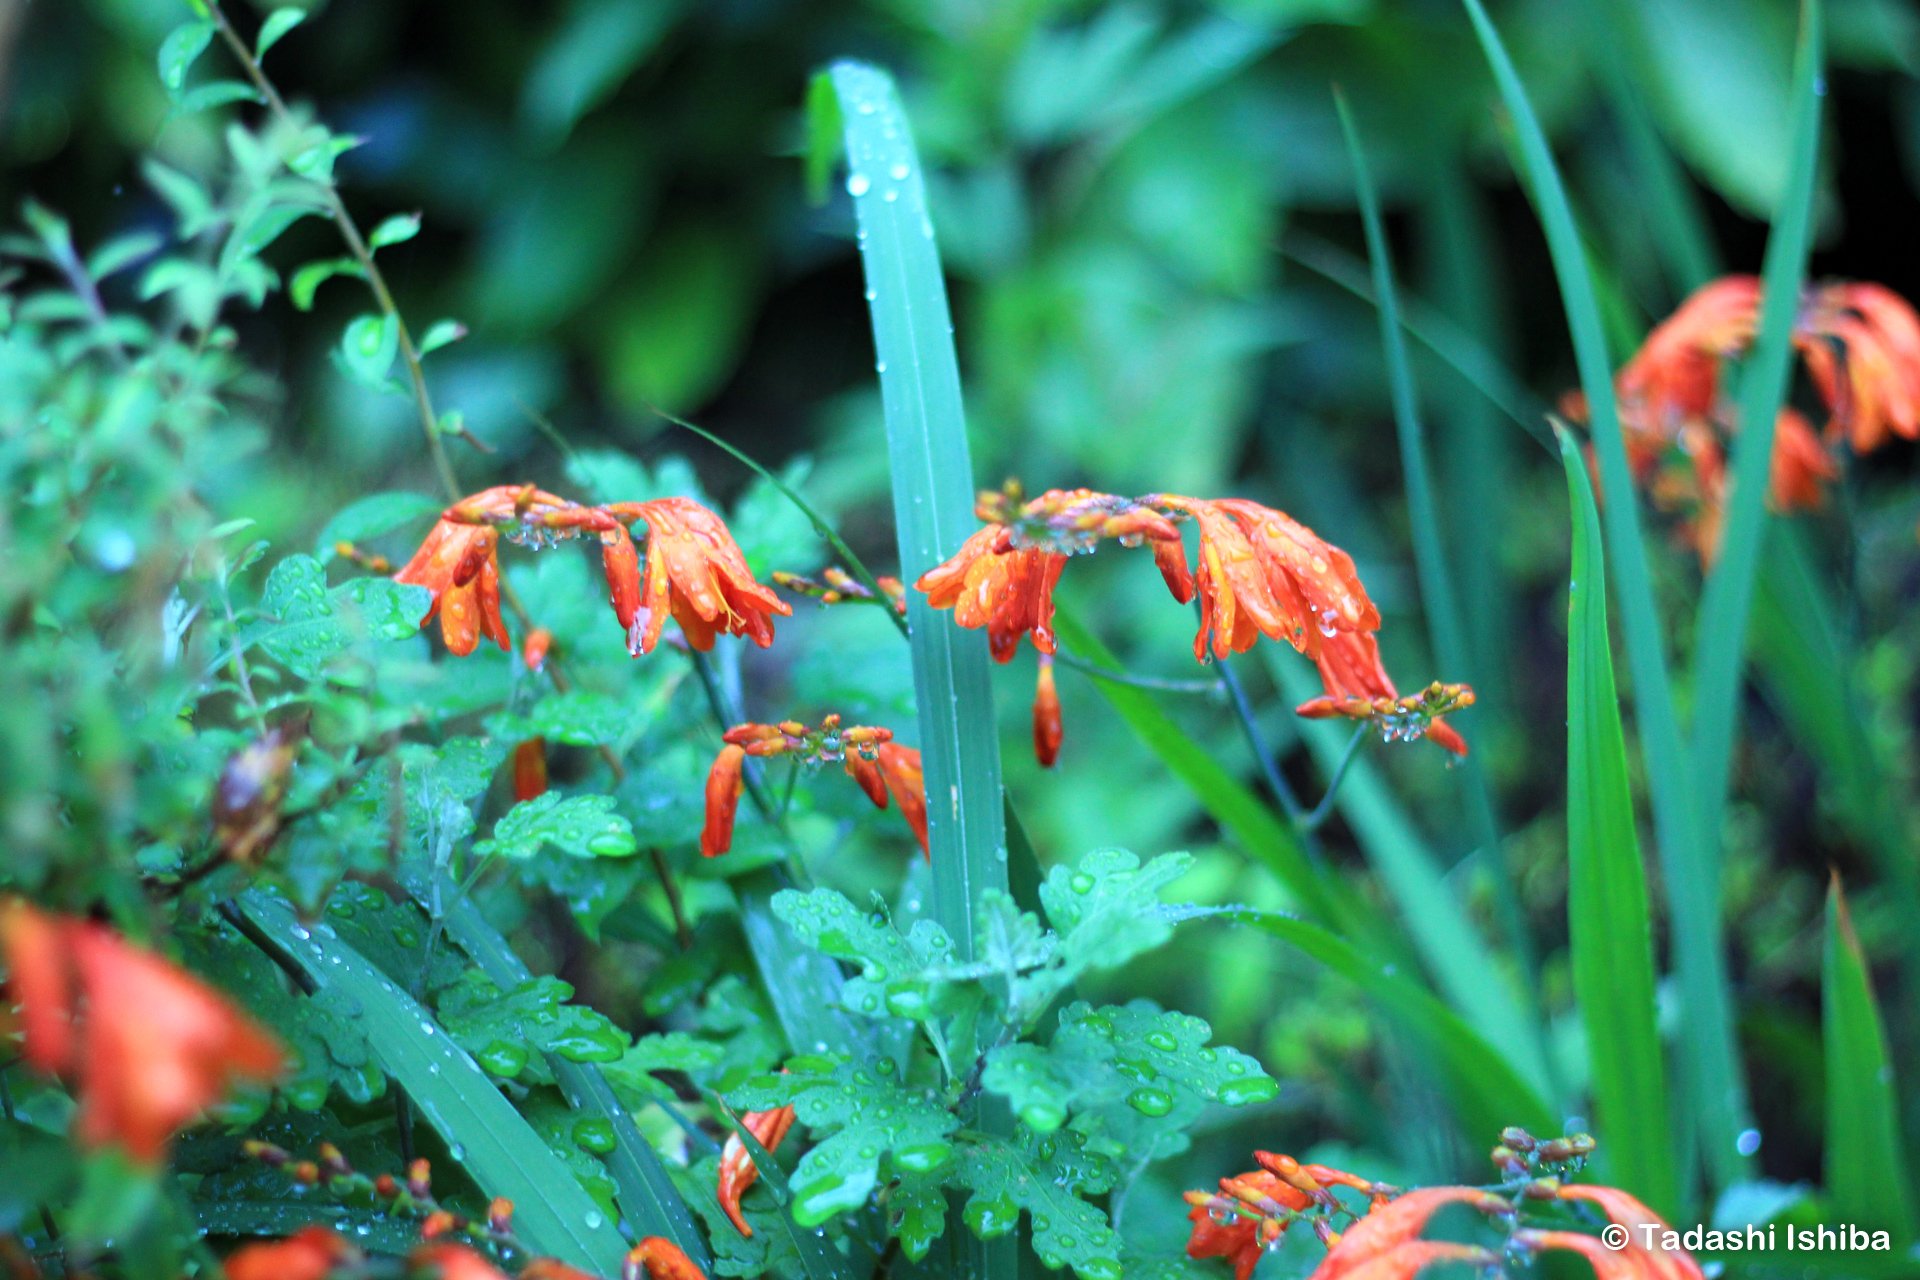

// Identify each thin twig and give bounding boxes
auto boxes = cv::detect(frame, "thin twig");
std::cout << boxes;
[1054,649,1224,695]
[207,1,462,502]
[1302,724,1369,831]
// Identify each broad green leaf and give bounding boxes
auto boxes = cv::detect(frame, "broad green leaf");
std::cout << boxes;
[1560,429,1676,1218]
[337,313,399,389]
[368,212,422,250]
[519,0,684,141]
[488,690,631,746]
[475,792,638,860]
[237,891,630,1272]
[728,1056,959,1227]
[982,1000,1275,1160]
[1459,0,1753,1190]
[254,555,429,678]
[830,60,1007,958]
[85,232,162,281]
[158,21,214,93]
[1823,877,1916,1245]
[175,80,261,114]
[600,1033,726,1105]
[954,1129,1120,1280]
[290,258,364,311]
[437,970,630,1079]
[255,8,304,57]
[1040,847,1193,984]
[1227,909,1554,1142]
[315,491,440,560]
[772,885,958,1025]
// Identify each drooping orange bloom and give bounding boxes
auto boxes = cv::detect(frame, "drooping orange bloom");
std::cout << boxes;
[1557,1185,1703,1280]
[1799,281,1920,452]
[1513,1230,1647,1280]
[409,1243,512,1280]
[1032,655,1062,768]
[223,1227,358,1280]
[610,498,791,656]
[512,738,548,802]
[1616,276,1761,444]
[625,1238,709,1280]
[700,720,927,858]
[702,744,747,859]
[1154,496,1378,663]
[718,1104,798,1236]
[1292,631,1472,756]
[916,526,1067,661]
[1184,1169,1313,1280]
[1306,1186,1508,1280]
[0,901,283,1162]
[395,521,510,656]
[1769,406,1839,512]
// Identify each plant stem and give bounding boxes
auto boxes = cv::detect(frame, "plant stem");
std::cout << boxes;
[1302,725,1368,831]
[1215,650,1305,823]
[1054,649,1224,694]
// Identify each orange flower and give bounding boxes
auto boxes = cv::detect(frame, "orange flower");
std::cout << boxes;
[409,1243,511,1280]
[394,521,510,656]
[0,901,283,1163]
[1292,631,1472,756]
[701,744,746,859]
[718,1104,797,1236]
[1512,1230,1647,1280]
[512,738,548,802]
[1557,1185,1703,1280]
[1305,1186,1508,1280]
[875,743,929,858]
[1184,1170,1309,1280]
[1770,406,1838,512]
[614,498,791,655]
[1336,1241,1493,1280]
[1157,496,1288,661]
[624,1237,708,1280]
[1798,281,1920,452]
[1616,276,1760,444]
[1032,655,1062,768]
[224,1227,358,1280]
[916,526,1066,661]
[601,524,643,643]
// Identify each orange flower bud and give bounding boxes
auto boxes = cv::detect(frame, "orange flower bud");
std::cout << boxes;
[293,1161,320,1186]
[626,1237,708,1280]
[702,745,747,858]
[375,1173,400,1199]
[512,738,548,803]
[523,627,553,673]
[407,1158,432,1198]
[601,525,643,650]
[1153,536,1195,604]
[420,1210,458,1240]
[1032,655,1062,768]
[487,1198,513,1234]
[718,1104,797,1236]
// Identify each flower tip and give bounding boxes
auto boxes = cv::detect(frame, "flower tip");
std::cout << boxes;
[1032,656,1062,768]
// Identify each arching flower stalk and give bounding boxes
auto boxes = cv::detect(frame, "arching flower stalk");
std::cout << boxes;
[773,566,907,615]
[700,716,928,858]
[917,483,1469,753]
[393,484,789,657]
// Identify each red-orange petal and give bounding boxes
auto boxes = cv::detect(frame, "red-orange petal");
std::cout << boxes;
[628,1237,710,1280]
[224,1227,356,1280]
[1306,1186,1507,1280]
[1032,656,1062,768]
[512,738,548,803]
[702,745,746,858]
[876,743,929,859]
[0,900,76,1074]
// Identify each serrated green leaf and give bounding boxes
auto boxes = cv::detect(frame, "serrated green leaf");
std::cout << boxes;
[315,491,440,560]
[437,970,631,1080]
[368,212,422,250]
[487,690,631,747]
[158,20,214,93]
[253,555,428,678]
[1042,848,1192,979]
[600,1033,726,1105]
[728,1056,958,1226]
[418,318,467,355]
[982,1001,1274,1162]
[1824,877,1916,1245]
[772,886,957,1025]
[955,1130,1120,1280]
[237,891,629,1272]
[475,792,638,860]
[290,257,363,311]
[255,8,304,59]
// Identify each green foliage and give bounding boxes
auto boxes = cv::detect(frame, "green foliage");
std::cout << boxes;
[1823,881,1916,1245]
[473,793,639,861]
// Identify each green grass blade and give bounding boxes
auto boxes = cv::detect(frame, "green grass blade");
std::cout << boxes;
[1688,0,1825,895]
[1823,876,1918,1246]
[1263,651,1554,1103]
[1458,0,1752,1189]
[1052,608,1351,935]
[236,891,629,1273]
[400,869,710,1264]
[1337,88,1544,1027]
[829,60,1007,957]
[651,405,908,639]
[1558,428,1678,1219]
[1225,910,1553,1143]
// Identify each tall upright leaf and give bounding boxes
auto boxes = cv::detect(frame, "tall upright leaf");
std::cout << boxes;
[1823,876,1917,1246]
[826,61,1007,955]
[1689,0,1825,901]
[1558,431,1676,1219]
[1458,0,1752,1188]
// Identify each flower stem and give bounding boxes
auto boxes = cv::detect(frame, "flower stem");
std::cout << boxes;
[1053,649,1224,695]
[1302,724,1369,831]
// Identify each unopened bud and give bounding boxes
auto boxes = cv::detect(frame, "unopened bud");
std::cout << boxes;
[374,1173,399,1199]
[621,1249,646,1280]
[243,1140,289,1166]
[421,1211,457,1240]
[407,1158,432,1198]
[1500,1127,1537,1152]
[293,1161,320,1186]
[318,1143,350,1177]
[1313,1220,1341,1249]
[1490,1145,1528,1176]
[488,1198,514,1234]
[1522,1178,1561,1199]
[1538,1133,1595,1164]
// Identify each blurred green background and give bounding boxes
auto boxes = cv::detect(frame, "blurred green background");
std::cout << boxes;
[13,0,1920,1230]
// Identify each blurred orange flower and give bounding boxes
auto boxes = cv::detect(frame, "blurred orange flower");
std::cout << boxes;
[625,1237,708,1280]
[1,901,283,1162]
[1799,281,1920,451]
[1306,1186,1507,1280]
[224,1226,357,1280]
[1293,631,1472,756]
[718,1103,797,1236]
[701,744,746,860]
[395,521,509,656]
[1557,1185,1703,1280]
[917,526,1066,661]
[1032,654,1062,768]
[409,1242,511,1280]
